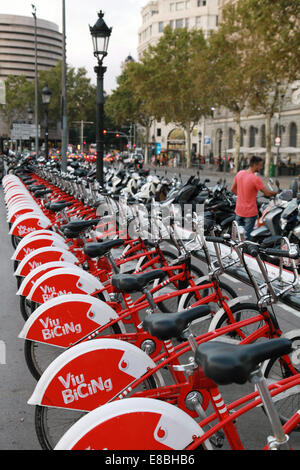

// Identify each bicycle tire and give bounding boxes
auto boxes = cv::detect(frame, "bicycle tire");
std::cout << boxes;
[34,374,158,450]
[211,302,266,342]
[154,250,205,313]
[11,234,21,249]
[180,281,237,338]
[19,295,36,321]
[24,321,122,381]
[263,334,300,432]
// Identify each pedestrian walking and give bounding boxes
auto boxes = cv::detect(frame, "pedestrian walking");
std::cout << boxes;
[230,155,277,239]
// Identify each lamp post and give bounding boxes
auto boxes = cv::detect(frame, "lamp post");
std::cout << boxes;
[32,4,39,157]
[27,106,33,152]
[89,11,112,186]
[41,84,52,161]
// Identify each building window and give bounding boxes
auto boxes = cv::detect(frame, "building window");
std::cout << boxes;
[158,21,164,33]
[176,18,184,28]
[197,0,206,5]
[249,126,256,147]
[228,128,235,149]
[289,122,297,147]
[261,125,266,147]
[169,20,174,29]
[176,2,185,10]
[157,128,161,137]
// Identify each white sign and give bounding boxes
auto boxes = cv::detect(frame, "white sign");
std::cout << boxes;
[11,124,40,140]
[275,136,281,146]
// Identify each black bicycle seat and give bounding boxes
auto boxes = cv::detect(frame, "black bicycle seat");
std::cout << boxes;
[83,239,124,258]
[142,305,211,340]
[111,270,166,293]
[195,338,292,385]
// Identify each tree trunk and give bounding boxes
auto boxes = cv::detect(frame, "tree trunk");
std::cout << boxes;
[264,112,272,177]
[233,111,241,173]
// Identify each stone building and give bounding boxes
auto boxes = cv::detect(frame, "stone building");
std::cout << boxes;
[137,0,300,172]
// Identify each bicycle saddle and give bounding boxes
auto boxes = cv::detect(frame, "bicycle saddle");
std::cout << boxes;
[34,189,53,197]
[111,270,166,293]
[142,305,211,340]
[47,202,73,212]
[63,219,100,232]
[83,239,124,258]
[28,184,46,191]
[195,338,292,386]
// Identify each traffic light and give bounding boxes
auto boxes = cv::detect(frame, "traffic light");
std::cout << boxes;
[115,133,120,138]
[103,129,107,135]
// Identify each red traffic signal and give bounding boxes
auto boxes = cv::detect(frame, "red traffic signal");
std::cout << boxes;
[115,133,120,138]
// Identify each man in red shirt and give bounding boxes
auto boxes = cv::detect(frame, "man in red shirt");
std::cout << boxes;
[230,156,277,239]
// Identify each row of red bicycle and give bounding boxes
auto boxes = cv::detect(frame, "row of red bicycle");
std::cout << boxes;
[3,164,300,450]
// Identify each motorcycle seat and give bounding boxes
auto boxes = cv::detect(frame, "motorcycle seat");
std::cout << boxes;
[83,239,124,258]
[111,269,166,293]
[261,235,283,248]
[142,305,211,341]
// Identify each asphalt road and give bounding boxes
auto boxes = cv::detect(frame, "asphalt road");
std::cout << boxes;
[0,179,300,451]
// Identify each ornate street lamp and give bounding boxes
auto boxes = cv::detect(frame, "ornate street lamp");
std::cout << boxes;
[41,84,52,160]
[90,11,112,186]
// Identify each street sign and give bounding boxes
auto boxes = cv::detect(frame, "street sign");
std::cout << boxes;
[274,136,281,146]
[204,136,211,145]
[11,124,40,140]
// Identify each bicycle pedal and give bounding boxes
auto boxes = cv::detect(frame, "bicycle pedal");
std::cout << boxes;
[209,430,225,448]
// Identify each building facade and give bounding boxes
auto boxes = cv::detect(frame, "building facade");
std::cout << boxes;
[137,0,300,171]
[0,14,63,144]
[0,14,62,80]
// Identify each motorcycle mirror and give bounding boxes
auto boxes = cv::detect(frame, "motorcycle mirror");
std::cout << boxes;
[275,179,280,188]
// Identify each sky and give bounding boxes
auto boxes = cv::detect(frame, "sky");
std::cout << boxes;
[1,0,147,93]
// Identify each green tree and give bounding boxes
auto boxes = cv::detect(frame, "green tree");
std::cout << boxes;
[141,26,210,168]
[0,75,34,133]
[235,0,300,175]
[105,61,154,163]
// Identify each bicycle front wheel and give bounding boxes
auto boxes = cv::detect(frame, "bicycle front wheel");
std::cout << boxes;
[181,281,237,338]
[263,334,300,431]
[211,302,266,343]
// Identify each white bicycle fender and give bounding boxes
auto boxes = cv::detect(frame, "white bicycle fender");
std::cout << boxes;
[9,212,51,236]
[54,397,210,450]
[18,293,126,344]
[12,235,67,262]
[208,295,252,332]
[14,246,77,277]
[28,339,165,411]
[17,262,77,297]
[26,267,109,303]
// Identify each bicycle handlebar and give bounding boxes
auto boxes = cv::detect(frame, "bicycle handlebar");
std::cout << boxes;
[205,236,299,259]
[265,248,299,259]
